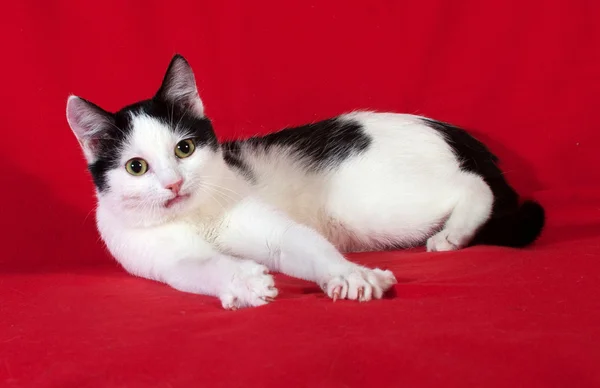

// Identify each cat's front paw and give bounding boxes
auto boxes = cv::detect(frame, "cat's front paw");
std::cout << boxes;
[320,266,397,302]
[220,261,278,310]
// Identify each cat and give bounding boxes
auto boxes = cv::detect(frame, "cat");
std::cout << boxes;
[66,54,544,309]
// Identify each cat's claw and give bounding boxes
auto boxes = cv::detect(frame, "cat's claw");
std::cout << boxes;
[220,261,279,309]
[323,266,396,302]
[332,286,341,302]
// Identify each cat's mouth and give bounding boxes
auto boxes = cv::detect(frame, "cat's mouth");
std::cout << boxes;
[165,194,190,208]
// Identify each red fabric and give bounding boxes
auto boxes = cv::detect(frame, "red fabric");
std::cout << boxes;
[1,1,600,387]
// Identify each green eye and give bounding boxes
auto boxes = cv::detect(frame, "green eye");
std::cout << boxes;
[125,158,148,176]
[175,139,196,159]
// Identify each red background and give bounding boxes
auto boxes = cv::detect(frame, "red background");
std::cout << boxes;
[1,1,600,387]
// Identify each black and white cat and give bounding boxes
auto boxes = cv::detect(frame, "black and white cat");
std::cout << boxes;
[66,54,544,309]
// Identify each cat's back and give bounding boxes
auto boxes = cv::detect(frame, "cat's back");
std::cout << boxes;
[226,111,454,169]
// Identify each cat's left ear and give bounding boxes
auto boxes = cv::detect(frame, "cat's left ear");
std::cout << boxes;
[155,54,204,118]
[66,95,115,163]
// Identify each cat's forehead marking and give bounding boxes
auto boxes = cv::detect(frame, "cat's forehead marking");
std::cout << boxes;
[126,113,182,155]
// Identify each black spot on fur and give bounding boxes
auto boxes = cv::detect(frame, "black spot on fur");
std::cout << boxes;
[221,141,255,181]
[88,159,112,192]
[240,117,371,172]
[422,118,544,247]
[87,98,217,193]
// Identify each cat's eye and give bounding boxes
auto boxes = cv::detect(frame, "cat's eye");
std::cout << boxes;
[125,158,148,176]
[175,139,196,159]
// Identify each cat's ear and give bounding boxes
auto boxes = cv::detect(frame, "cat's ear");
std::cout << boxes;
[66,95,114,163]
[155,54,204,118]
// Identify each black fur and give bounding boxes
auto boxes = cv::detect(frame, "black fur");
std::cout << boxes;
[422,118,545,247]
[87,98,217,192]
[235,117,371,172]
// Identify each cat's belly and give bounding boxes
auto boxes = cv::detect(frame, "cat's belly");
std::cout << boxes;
[265,186,452,252]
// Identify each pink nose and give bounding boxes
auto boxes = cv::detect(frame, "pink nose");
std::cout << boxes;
[165,179,183,195]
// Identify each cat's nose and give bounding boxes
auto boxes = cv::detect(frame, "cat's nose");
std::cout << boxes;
[165,179,183,195]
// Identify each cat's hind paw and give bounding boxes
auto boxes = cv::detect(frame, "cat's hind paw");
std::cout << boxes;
[322,267,397,302]
[220,261,278,310]
[426,230,463,252]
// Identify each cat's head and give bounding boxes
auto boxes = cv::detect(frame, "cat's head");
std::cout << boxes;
[67,54,222,225]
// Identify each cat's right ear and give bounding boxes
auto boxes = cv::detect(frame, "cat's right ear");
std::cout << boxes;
[155,54,204,118]
[66,95,114,163]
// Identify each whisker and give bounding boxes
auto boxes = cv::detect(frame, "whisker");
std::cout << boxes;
[174,105,191,134]
[208,187,237,204]
[200,181,243,198]
[169,101,175,129]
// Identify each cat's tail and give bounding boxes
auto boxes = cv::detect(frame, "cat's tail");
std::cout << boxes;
[470,200,545,248]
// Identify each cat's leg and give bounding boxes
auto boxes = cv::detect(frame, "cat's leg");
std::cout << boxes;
[216,198,397,302]
[98,218,278,309]
[426,172,494,252]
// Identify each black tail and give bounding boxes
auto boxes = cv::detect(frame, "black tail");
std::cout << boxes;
[470,200,545,248]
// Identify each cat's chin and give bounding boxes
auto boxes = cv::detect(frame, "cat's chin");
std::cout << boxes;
[164,194,191,209]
